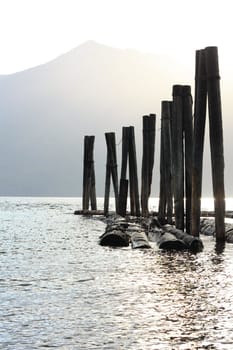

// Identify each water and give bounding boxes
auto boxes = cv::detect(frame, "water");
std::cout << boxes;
[1,197,233,350]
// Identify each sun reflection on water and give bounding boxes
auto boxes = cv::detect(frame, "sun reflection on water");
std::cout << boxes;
[1,197,233,349]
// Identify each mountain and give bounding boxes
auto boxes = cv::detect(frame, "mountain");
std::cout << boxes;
[0,41,231,197]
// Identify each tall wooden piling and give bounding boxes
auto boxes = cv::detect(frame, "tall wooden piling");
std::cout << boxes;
[90,165,97,210]
[158,101,173,224]
[104,132,119,215]
[82,135,97,211]
[118,179,128,217]
[104,152,111,215]
[205,46,225,241]
[191,50,207,236]
[120,127,129,180]
[128,126,140,216]
[183,85,193,233]
[141,114,156,217]
[148,114,156,191]
[172,85,184,230]
[166,102,173,224]
[158,111,166,222]
[141,116,150,217]
[118,126,140,217]
[118,127,129,216]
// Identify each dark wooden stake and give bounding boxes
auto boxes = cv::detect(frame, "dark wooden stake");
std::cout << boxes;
[104,132,119,215]
[159,101,173,224]
[148,114,156,195]
[172,85,184,230]
[118,126,140,217]
[104,152,111,215]
[128,126,140,216]
[183,85,193,233]
[191,49,207,237]
[82,136,96,211]
[205,46,225,241]
[120,127,129,180]
[141,114,156,217]
[118,127,130,216]
[90,165,97,210]
[118,179,128,217]
[158,110,166,222]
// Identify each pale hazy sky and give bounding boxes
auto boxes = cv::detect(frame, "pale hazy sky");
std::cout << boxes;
[0,0,233,74]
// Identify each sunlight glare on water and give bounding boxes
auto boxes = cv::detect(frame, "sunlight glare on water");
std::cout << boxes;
[1,197,233,349]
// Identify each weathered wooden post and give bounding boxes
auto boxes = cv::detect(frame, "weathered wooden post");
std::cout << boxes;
[82,135,97,211]
[191,50,207,236]
[141,115,150,217]
[118,179,128,217]
[118,126,140,217]
[104,152,111,215]
[205,46,225,241]
[90,164,97,210]
[166,102,173,224]
[172,85,184,230]
[183,85,193,233]
[104,132,119,215]
[120,127,129,180]
[128,126,140,216]
[158,101,173,224]
[141,114,156,217]
[148,114,156,194]
[158,110,166,223]
[118,127,129,216]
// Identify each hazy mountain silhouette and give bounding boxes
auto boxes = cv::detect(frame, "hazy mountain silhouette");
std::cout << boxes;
[0,41,231,197]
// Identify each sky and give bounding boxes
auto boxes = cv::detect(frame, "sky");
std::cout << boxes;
[1,0,233,74]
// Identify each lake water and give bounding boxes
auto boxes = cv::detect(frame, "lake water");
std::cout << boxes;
[1,197,233,350]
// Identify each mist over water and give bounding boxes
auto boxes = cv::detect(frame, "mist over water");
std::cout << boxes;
[1,197,233,349]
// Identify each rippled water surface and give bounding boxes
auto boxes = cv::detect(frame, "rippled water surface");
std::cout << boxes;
[1,197,233,350]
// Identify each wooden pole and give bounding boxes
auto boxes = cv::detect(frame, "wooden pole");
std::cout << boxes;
[118,127,130,216]
[141,116,149,216]
[191,49,207,237]
[110,133,119,212]
[158,110,166,223]
[141,114,156,217]
[172,85,184,230]
[148,114,156,195]
[90,164,97,210]
[104,132,119,214]
[128,126,140,216]
[182,85,193,233]
[160,101,173,224]
[120,127,129,180]
[82,136,95,211]
[104,152,111,215]
[205,46,225,241]
[82,136,88,211]
[118,179,128,217]
[194,50,200,115]
[167,102,173,224]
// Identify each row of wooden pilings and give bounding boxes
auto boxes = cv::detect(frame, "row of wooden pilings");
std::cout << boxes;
[80,46,225,242]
